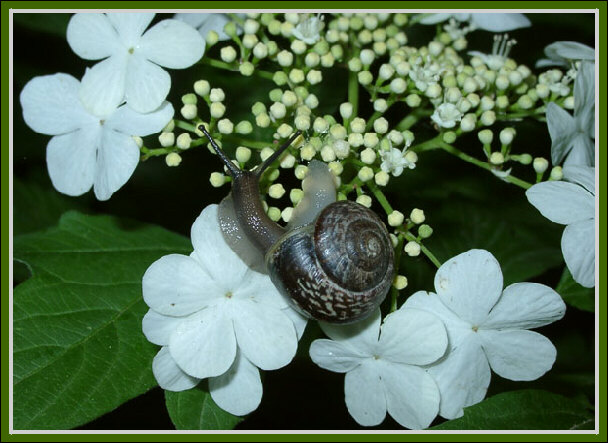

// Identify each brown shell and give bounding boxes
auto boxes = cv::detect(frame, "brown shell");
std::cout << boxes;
[266,201,394,323]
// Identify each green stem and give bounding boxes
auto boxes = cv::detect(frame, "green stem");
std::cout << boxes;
[175,120,198,133]
[222,134,272,150]
[200,57,274,81]
[409,135,443,153]
[403,232,442,269]
[437,140,533,189]
[390,235,406,313]
[365,180,393,214]
[348,69,359,118]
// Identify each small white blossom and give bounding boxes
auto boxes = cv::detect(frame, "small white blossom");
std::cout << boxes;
[67,13,204,114]
[20,73,173,200]
[431,103,463,129]
[380,148,416,177]
[142,205,306,416]
[546,61,595,166]
[468,34,517,71]
[418,13,531,32]
[404,249,566,419]
[309,308,447,429]
[526,166,595,288]
[174,12,246,41]
[292,13,324,44]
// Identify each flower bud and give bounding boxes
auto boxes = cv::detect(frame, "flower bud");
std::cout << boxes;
[268,183,286,199]
[357,166,374,182]
[176,133,192,150]
[253,42,268,59]
[350,117,366,134]
[217,119,234,134]
[270,102,287,119]
[358,71,373,85]
[165,152,182,167]
[418,224,433,239]
[307,70,323,85]
[489,152,504,165]
[410,208,425,224]
[499,128,515,145]
[375,171,389,186]
[210,102,226,119]
[388,210,404,227]
[159,132,174,147]
[313,117,330,134]
[291,39,307,55]
[360,147,377,164]
[393,275,408,290]
[339,102,354,120]
[356,194,372,208]
[390,78,407,94]
[373,117,389,134]
[533,157,549,174]
[550,166,564,181]
[180,103,197,120]
[478,129,494,145]
[209,88,225,102]
[210,172,226,187]
[404,241,421,257]
[277,50,294,67]
[194,80,210,97]
[220,46,237,63]
[295,115,311,131]
[255,113,271,127]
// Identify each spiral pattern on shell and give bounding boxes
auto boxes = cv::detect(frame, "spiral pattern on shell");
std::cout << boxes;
[266,201,394,323]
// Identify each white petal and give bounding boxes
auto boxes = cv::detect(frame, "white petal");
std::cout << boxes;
[20,73,94,135]
[153,346,200,391]
[105,101,174,137]
[282,307,308,340]
[479,329,557,381]
[309,339,367,373]
[79,55,128,117]
[139,19,205,69]
[380,308,447,366]
[563,165,595,194]
[564,134,594,167]
[526,181,594,225]
[417,13,455,24]
[427,335,491,420]
[142,309,183,346]
[381,361,440,429]
[183,13,238,41]
[574,61,595,119]
[482,283,566,330]
[124,54,171,114]
[470,13,531,32]
[345,360,386,426]
[319,308,381,355]
[46,128,99,197]
[67,13,122,60]
[433,250,503,326]
[142,254,221,316]
[169,306,236,379]
[106,12,155,47]
[93,129,140,200]
[190,205,250,291]
[547,41,595,61]
[546,102,576,165]
[234,270,287,309]
[209,351,262,416]
[173,13,208,28]
[232,299,297,370]
[562,219,595,288]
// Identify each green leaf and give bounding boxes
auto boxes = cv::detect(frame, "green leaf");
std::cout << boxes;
[165,387,243,430]
[555,267,595,312]
[431,390,594,430]
[426,200,563,285]
[13,211,191,429]
[13,13,71,37]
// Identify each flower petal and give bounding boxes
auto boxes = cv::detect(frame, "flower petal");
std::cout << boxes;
[142,309,183,346]
[417,13,455,25]
[319,308,381,355]
[546,102,576,165]
[345,360,386,426]
[282,307,308,340]
[479,329,557,381]
[564,134,594,167]
[142,254,220,316]
[562,219,595,288]
[232,299,297,370]
[563,165,595,194]
[124,54,171,114]
[209,351,262,416]
[139,19,205,69]
[380,307,447,366]
[106,101,174,137]
[574,61,595,122]
[79,55,128,117]
[93,129,140,200]
[46,128,99,197]
[547,41,595,61]
[106,12,155,48]
[526,181,594,225]
[234,270,287,309]
[427,335,491,420]
[309,339,367,373]
[169,306,236,379]
[152,347,200,391]
[20,73,94,135]
[482,283,566,330]
[175,13,238,41]
[381,361,440,429]
[470,13,531,32]
[433,250,503,326]
[67,13,122,60]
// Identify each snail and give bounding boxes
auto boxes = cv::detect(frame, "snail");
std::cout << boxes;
[199,125,394,323]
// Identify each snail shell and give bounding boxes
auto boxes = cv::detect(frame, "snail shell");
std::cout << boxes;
[199,126,394,323]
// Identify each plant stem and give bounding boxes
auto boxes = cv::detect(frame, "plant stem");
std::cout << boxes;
[348,70,359,118]
[403,232,442,269]
[200,57,274,81]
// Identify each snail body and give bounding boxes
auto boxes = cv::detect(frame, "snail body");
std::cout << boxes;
[200,126,394,323]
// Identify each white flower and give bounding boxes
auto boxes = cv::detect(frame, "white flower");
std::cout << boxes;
[142,205,306,416]
[309,307,447,429]
[174,12,245,41]
[380,148,415,177]
[536,41,595,68]
[418,13,531,32]
[526,166,595,288]
[404,249,566,419]
[409,57,441,92]
[431,103,463,128]
[67,13,204,114]
[468,34,516,71]
[292,13,324,44]
[546,61,595,166]
[20,73,173,200]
